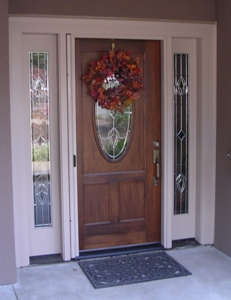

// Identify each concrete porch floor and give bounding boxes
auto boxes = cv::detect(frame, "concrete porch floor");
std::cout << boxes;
[1,246,231,300]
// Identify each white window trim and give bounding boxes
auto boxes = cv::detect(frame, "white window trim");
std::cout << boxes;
[9,17,216,267]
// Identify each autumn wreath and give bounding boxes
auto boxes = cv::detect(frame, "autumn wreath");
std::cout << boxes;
[82,50,143,112]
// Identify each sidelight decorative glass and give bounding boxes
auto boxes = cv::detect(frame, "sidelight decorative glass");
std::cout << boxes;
[95,103,132,161]
[174,54,189,214]
[30,52,52,227]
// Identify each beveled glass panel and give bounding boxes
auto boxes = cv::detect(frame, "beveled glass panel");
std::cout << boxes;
[174,54,189,215]
[30,51,52,227]
[95,103,132,161]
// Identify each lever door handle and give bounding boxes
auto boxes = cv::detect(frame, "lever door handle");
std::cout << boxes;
[156,159,160,178]
[153,149,160,186]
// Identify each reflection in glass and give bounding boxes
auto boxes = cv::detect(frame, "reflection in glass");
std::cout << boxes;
[174,54,189,214]
[95,103,132,160]
[30,52,52,227]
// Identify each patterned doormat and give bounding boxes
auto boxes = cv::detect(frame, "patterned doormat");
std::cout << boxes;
[78,251,191,289]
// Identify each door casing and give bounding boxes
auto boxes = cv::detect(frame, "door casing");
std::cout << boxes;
[9,17,216,267]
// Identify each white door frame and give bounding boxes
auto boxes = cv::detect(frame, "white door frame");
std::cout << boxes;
[9,17,216,267]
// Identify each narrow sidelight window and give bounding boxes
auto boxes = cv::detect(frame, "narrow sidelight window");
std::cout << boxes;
[30,52,52,227]
[174,54,189,214]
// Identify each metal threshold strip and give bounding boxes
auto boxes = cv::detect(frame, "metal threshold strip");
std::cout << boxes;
[76,242,164,260]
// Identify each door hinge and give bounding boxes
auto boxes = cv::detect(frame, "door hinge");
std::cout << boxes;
[73,154,76,167]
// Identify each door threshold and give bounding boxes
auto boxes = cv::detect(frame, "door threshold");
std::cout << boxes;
[75,242,164,260]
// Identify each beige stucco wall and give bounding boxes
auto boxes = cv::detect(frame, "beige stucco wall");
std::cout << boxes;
[1,0,217,284]
[9,0,216,22]
[0,0,17,284]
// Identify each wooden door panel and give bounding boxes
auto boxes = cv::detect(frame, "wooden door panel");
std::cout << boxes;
[84,184,110,224]
[76,39,161,250]
[84,220,146,249]
[82,171,146,185]
[83,182,146,224]
[84,220,146,236]
[119,181,145,220]
[85,231,146,250]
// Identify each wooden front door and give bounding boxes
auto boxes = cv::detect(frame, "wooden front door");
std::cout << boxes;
[75,39,161,251]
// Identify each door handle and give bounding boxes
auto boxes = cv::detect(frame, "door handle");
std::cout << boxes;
[156,158,160,179]
[153,149,160,186]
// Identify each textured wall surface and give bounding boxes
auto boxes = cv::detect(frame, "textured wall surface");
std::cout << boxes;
[214,0,231,257]
[9,0,216,22]
[0,0,17,284]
